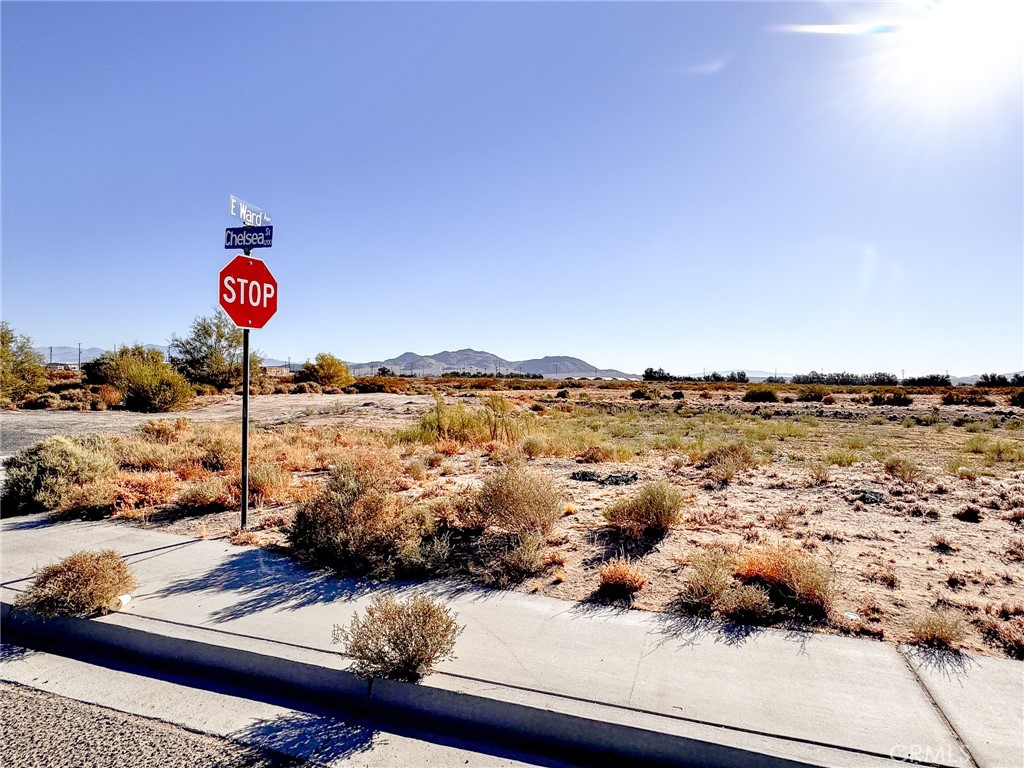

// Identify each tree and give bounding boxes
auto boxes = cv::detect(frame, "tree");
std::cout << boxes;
[299,353,354,388]
[377,366,395,377]
[168,310,262,390]
[0,322,48,402]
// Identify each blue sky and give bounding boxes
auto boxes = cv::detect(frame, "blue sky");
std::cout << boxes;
[3,1,1021,375]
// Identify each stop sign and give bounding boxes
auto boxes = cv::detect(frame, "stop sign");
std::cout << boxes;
[219,255,278,329]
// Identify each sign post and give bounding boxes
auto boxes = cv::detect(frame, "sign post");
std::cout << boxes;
[220,201,278,529]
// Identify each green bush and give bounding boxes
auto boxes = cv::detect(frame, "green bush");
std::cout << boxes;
[870,389,913,406]
[85,345,193,412]
[16,549,137,617]
[603,480,685,535]
[0,322,48,402]
[288,466,433,577]
[168,310,262,390]
[1008,390,1024,408]
[297,353,354,388]
[333,594,462,681]
[742,386,778,403]
[2,437,116,514]
[630,388,657,401]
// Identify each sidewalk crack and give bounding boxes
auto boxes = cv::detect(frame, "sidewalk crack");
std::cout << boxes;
[896,645,980,768]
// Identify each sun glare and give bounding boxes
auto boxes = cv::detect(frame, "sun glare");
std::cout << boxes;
[873,0,1022,110]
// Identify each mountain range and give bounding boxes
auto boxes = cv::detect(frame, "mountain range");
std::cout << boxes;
[31,345,1020,384]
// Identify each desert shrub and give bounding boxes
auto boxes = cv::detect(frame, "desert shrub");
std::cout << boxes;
[603,481,685,536]
[576,444,613,463]
[111,471,177,512]
[941,389,994,407]
[16,550,137,617]
[717,584,773,624]
[95,384,124,408]
[885,456,921,483]
[247,462,290,503]
[735,544,836,619]
[809,462,831,485]
[981,617,1024,659]
[333,594,462,682]
[695,442,757,484]
[671,390,685,400]
[821,394,836,405]
[678,549,734,611]
[474,531,546,588]
[21,392,62,410]
[176,476,234,509]
[297,353,354,388]
[288,466,432,576]
[86,345,194,412]
[826,449,859,467]
[292,381,322,394]
[630,387,657,401]
[2,437,117,514]
[797,385,831,402]
[907,609,967,650]
[519,435,547,459]
[598,557,646,596]
[870,389,913,406]
[742,386,778,403]
[1010,390,1024,408]
[140,418,193,444]
[478,463,561,536]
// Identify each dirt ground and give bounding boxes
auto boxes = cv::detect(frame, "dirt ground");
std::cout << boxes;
[5,387,1023,657]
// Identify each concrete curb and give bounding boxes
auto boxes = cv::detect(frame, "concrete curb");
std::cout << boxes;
[2,599,853,768]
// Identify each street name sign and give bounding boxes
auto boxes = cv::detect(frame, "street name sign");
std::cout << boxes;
[229,195,272,226]
[225,225,273,250]
[219,255,278,329]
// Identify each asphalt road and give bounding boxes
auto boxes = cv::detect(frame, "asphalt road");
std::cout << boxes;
[1,680,302,768]
[0,645,575,768]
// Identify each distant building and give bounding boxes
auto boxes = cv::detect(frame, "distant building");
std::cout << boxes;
[261,366,291,378]
[46,362,78,372]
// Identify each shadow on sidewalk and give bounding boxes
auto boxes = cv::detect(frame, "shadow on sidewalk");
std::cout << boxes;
[231,711,376,764]
[155,549,379,622]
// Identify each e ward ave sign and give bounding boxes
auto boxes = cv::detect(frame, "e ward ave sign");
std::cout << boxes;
[219,255,278,329]
[229,194,272,226]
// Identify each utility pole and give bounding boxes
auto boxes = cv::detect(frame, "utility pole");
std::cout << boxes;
[49,347,52,364]
[78,343,82,371]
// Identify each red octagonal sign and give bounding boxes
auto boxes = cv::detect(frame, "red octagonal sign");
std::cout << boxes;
[219,255,278,329]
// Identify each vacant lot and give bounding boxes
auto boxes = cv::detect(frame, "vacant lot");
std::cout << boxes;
[4,385,1022,658]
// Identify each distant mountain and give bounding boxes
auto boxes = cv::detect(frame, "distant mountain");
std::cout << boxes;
[346,349,639,379]
[34,345,168,364]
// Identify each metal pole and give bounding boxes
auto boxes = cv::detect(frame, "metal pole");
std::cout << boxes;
[241,327,250,529]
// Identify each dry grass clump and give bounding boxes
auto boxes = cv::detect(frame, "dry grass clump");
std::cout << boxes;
[678,549,734,611]
[694,442,757,484]
[474,532,546,588]
[981,617,1024,659]
[478,463,561,536]
[112,471,178,512]
[598,557,646,597]
[884,456,921,483]
[2,437,117,514]
[246,462,291,504]
[717,584,773,624]
[603,481,685,536]
[907,609,967,650]
[333,594,462,682]
[177,476,234,510]
[809,462,831,485]
[16,550,137,617]
[735,544,837,619]
[826,449,859,467]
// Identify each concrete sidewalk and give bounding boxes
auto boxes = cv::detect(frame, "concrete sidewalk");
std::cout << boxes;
[2,514,1021,768]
